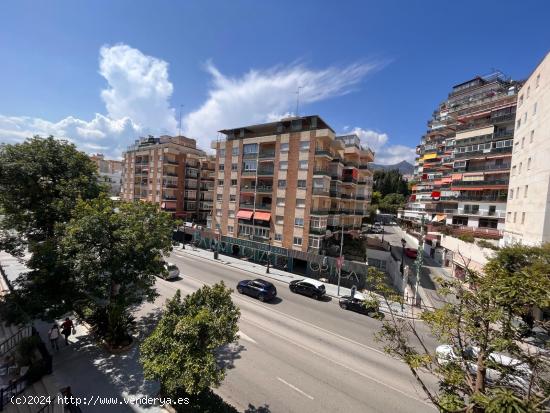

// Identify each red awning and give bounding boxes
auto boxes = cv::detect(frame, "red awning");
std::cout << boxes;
[431,191,441,198]
[236,210,254,219]
[254,212,271,221]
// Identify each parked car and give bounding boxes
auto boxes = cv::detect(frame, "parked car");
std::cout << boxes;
[289,279,326,300]
[404,247,418,259]
[237,279,277,302]
[161,262,180,280]
[436,344,531,390]
[339,295,379,316]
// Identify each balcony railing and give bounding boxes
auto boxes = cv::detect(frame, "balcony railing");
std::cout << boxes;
[310,227,328,235]
[257,168,274,176]
[258,150,276,159]
[329,190,341,198]
[454,146,512,159]
[165,159,178,165]
[310,209,330,215]
[455,163,511,173]
[315,148,333,157]
[342,176,357,183]
[313,188,330,196]
[313,168,331,176]
[445,208,506,218]
[163,183,178,188]
[452,179,509,187]
[239,202,272,211]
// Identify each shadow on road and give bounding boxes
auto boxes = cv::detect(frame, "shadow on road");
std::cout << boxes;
[244,403,272,413]
[264,297,283,305]
[216,342,246,371]
[319,295,332,303]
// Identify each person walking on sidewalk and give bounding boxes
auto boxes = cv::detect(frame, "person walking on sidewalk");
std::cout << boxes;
[48,324,60,351]
[60,318,74,345]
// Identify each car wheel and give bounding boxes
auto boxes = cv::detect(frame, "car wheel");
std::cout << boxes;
[237,287,244,294]
[339,302,347,309]
[290,286,295,293]
[258,294,265,302]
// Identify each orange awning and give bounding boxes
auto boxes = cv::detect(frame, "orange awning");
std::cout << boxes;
[236,210,254,219]
[254,212,271,221]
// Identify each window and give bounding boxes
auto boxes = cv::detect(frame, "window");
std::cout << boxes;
[276,197,285,206]
[299,141,310,151]
[280,142,289,152]
[232,147,239,156]
[527,86,530,98]
[275,215,284,225]
[279,161,288,170]
[274,233,282,241]
[297,180,307,189]
[218,179,224,186]
[530,130,535,143]
[230,195,236,202]
[513,212,517,223]
[293,236,303,246]
[216,209,222,216]
[216,194,222,201]
[219,148,225,157]
[296,199,305,208]
[507,212,512,222]
[243,143,258,154]
[528,158,531,170]
[231,179,237,186]
[512,165,517,176]
[228,225,234,233]
[524,185,528,198]
[519,162,522,174]
[533,102,537,115]
[517,119,521,129]
[299,160,308,170]
[243,160,257,171]
[509,189,514,199]
[536,74,541,88]
[278,180,287,188]
[523,112,527,123]
[229,211,235,218]
[294,218,304,227]
[519,94,524,106]
[521,212,526,224]
[308,237,321,248]
[521,137,525,149]
[219,164,225,171]
[231,163,238,171]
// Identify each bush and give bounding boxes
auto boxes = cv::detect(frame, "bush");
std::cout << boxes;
[476,239,500,250]
[86,303,135,347]
[171,389,239,413]
[458,233,475,243]
[16,336,40,366]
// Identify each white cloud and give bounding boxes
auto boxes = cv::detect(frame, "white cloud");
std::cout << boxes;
[349,127,416,165]
[184,61,380,149]
[0,44,176,158]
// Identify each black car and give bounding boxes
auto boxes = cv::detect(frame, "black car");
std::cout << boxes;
[289,279,326,300]
[339,295,378,316]
[237,279,277,302]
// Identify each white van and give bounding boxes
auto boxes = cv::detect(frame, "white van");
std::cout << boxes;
[163,262,180,280]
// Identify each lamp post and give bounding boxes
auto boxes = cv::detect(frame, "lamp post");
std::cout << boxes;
[265,236,272,274]
[400,238,406,275]
[413,215,425,307]
[337,214,345,296]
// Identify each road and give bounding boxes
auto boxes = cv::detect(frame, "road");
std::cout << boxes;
[147,249,440,413]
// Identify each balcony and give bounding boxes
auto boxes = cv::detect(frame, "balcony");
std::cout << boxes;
[329,190,341,198]
[313,187,330,196]
[165,159,178,165]
[494,130,514,139]
[315,148,333,157]
[445,208,506,218]
[310,209,330,215]
[310,227,328,235]
[243,152,259,159]
[341,193,353,199]
[358,164,369,170]
[257,168,274,176]
[239,202,272,211]
[240,185,273,193]
[162,195,177,201]
[163,182,178,189]
[163,172,178,177]
[452,179,509,188]
[454,146,512,159]
[342,176,357,183]
[258,150,276,159]
[456,163,511,173]
[313,167,331,177]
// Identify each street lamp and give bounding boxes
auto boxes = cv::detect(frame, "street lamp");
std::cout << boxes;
[266,236,272,274]
[337,213,346,296]
[400,238,406,275]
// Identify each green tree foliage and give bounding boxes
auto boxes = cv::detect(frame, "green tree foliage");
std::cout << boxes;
[378,193,406,214]
[373,169,410,197]
[60,196,175,344]
[0,136,103,320]
[140,284,240,396]
[372,246,550,412]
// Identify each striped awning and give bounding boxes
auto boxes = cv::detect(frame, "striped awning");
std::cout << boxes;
[236,210,254,219]
[253,212,271,221]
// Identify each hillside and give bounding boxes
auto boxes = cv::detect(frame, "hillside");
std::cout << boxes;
[369,160,414,175]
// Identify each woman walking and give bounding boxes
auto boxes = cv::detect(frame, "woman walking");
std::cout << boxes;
[48,324,60,351]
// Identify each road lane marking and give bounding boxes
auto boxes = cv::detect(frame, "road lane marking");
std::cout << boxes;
[246,318,435,409]
[276,377,314,400]
[238,330,257,344]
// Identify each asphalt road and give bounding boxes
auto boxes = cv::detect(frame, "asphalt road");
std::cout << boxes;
[147,249,440,413]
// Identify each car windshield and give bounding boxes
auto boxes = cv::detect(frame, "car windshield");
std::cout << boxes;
[167,265,178,271]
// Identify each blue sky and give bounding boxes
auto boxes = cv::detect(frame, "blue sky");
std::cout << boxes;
[1,0,549,163]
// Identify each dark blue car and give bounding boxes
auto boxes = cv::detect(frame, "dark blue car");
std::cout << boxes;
[237,279,277,302]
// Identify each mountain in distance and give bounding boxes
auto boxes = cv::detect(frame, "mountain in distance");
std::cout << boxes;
[369,160,414,175]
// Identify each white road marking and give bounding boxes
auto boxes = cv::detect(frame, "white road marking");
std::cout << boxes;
[277,377,314,400]
[238,330,257,344]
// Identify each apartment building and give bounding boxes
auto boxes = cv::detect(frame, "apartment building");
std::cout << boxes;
[120,135,214,223]
[211,115,374,253]
[504,52,550,245]
[404,72,520,239]
[89,153,123,196]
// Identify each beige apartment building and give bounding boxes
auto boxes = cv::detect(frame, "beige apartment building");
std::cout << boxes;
[211,115,374,253]
[504,51,550,246]
[90,153,123,196]
[121,135,214,223]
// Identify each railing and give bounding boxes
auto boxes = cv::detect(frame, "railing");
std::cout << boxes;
[341,194,353,199]
[315,149,333,157]
[163,172,178,177]
[342,176,357,183]
[0,325,32,357]
[162,196,177,201]
[494,130,514,139]
[313,168,331,176]
[162,183,178,188]
[445,208,506,218]
[329,190,341,198]
[454,146,512,159]
[452,179,509,187]
[455,163,511,173]
[258,150,275,159]
[310,227,328,235]
[310,209,330,215]
[257,169,274,176]
[313,188,330,195]
[243,152,259,159]
[185,174,198,179]
[239,203,272,211]
[165,159,178,165]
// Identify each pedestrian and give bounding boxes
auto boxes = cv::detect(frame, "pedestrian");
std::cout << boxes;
[60,317,74,345]
[48,324,60,351]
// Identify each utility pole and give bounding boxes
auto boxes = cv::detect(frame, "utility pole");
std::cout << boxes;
[413,215,425,307]
[266,236,272,274]
[295,86,303,116]
[337,216,345,296]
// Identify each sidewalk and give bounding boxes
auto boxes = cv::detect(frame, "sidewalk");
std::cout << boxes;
[170,245,419,319]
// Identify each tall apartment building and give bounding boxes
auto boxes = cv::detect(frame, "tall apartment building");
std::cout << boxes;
[120,135,214,223]
[504,52,550,245]
[211,115,374,253]
[404,72,520,239]
[90,153,123,196]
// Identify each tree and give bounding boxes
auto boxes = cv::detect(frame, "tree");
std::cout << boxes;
[371,246,550,412]
[0,136,103,320]
[379,193,406,214]
[140,284,240,396]
[373,169,410,197]
[60,195,175,345]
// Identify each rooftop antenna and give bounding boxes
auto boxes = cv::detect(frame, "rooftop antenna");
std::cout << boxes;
[178,104,184,137]
[295,86,303,117]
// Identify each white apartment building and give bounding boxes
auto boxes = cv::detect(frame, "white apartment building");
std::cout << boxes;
[503,51,550,246]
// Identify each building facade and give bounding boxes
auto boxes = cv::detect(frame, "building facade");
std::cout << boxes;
[403,72,520,239]
[90,154,123,196]
[120,135,214,223]
[211,116,374,253]
[503,52,550,245]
